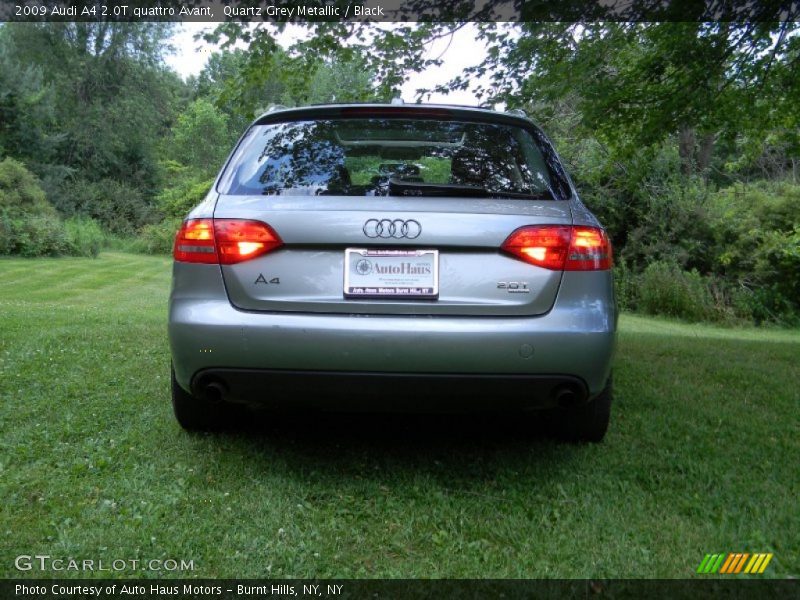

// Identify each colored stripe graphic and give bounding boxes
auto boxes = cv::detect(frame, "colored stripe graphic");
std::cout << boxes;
[734,553,749,573]
[731,553,746,573]
[758,554,773,573]
[744,554,760,573]
[711,554,725,573]
[726,554,742,574]
[697,554,712,574]
[719,554,736,574]
[697,554,725,574]
[701,553,774,575]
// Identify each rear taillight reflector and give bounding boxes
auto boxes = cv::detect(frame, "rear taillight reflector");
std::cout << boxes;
[173,219,283,265]
[501,225,612,271]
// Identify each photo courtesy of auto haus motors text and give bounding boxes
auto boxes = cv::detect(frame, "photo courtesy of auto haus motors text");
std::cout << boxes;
[14,583,344,597]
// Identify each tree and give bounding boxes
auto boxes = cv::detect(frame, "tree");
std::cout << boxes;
[0,32,65,190]
[304,54,377,104]
[454,22,800,178]
[194,48,287,133]
[0,23,185,195]
[166,98,231,175]
[202,22,449,103]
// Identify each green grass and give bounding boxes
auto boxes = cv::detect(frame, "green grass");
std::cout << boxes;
[1,253,798,579]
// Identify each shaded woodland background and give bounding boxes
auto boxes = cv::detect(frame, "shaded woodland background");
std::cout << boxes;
[1,22,798,324]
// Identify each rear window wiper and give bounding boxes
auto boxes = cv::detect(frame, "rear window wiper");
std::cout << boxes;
[387,179,553,200]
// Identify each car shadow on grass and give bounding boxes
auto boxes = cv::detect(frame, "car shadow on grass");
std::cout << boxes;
[189,405,588,491]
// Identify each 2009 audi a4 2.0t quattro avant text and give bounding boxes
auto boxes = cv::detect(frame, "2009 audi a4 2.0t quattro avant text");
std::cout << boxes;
[168,102,617,442]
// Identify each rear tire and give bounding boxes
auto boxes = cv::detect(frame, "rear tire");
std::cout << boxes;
[171,367,224,432]
[550,375,612,443]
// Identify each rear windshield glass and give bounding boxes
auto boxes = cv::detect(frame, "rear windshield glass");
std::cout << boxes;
[217,118,568,199]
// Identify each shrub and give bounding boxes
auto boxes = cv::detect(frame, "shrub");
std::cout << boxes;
[709,181,800,323]
[703,275,757,325]
[0,158,109,257]
[612,259,638,312]
[0,215,10,255]
[63,217,106,258]
[0,213,68,257]
[165,99,231,175]
[54,178,159,235]
[637,261,716,322]
[0,158,69,256]
[128,217,182,255]
[156,171,214,219]
[0,212,109,258]
[0,157,57,218]
[623,179,714,273]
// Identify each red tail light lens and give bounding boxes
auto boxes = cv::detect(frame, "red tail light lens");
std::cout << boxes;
[501,225,612,271]
[173,219,283,265]
[501,225,572,270]
[213,219,283,264]
[173,219,217,264]
[566,227,613,271]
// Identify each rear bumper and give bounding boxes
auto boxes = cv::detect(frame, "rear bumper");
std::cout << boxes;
[190,368,589,411]
[168,265,617,407]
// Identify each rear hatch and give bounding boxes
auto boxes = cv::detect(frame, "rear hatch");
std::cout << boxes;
[209,107,575,317]
[213,195,572,316]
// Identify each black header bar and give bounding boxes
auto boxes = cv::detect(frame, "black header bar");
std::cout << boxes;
[1,0,798,22]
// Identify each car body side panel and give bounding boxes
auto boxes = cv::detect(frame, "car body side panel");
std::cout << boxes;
[568,194,602,228]
[185,190,219,220]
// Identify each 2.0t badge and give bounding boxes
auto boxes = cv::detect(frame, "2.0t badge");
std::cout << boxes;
[497,281,530,293]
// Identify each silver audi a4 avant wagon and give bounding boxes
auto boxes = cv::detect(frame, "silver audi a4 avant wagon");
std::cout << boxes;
[168,103,617,442]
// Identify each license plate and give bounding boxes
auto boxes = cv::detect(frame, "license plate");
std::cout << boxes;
[344,248,439,299]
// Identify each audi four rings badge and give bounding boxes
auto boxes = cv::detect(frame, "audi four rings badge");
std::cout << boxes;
[363,219,422,239]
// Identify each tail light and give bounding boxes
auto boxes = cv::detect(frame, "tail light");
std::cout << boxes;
[214,219,283,264]
[501,225,612,271]
[173,219,283,265]
[173,219,216,264]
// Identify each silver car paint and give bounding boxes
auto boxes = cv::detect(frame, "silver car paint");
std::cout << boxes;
[214,196,569,316]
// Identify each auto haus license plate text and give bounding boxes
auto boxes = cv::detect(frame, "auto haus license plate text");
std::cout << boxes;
[344,249,439,299]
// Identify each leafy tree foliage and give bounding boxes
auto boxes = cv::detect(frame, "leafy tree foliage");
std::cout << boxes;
[304,54,376,104]
[166,98,232,175]
[0,23,185,202]
[451,23,799,176]
[193,47,286,133]
[0,41,60,179]
[201,23,442,106]
[55,178,158,235]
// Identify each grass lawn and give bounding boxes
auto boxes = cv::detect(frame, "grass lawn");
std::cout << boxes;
[1,252,798,579]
